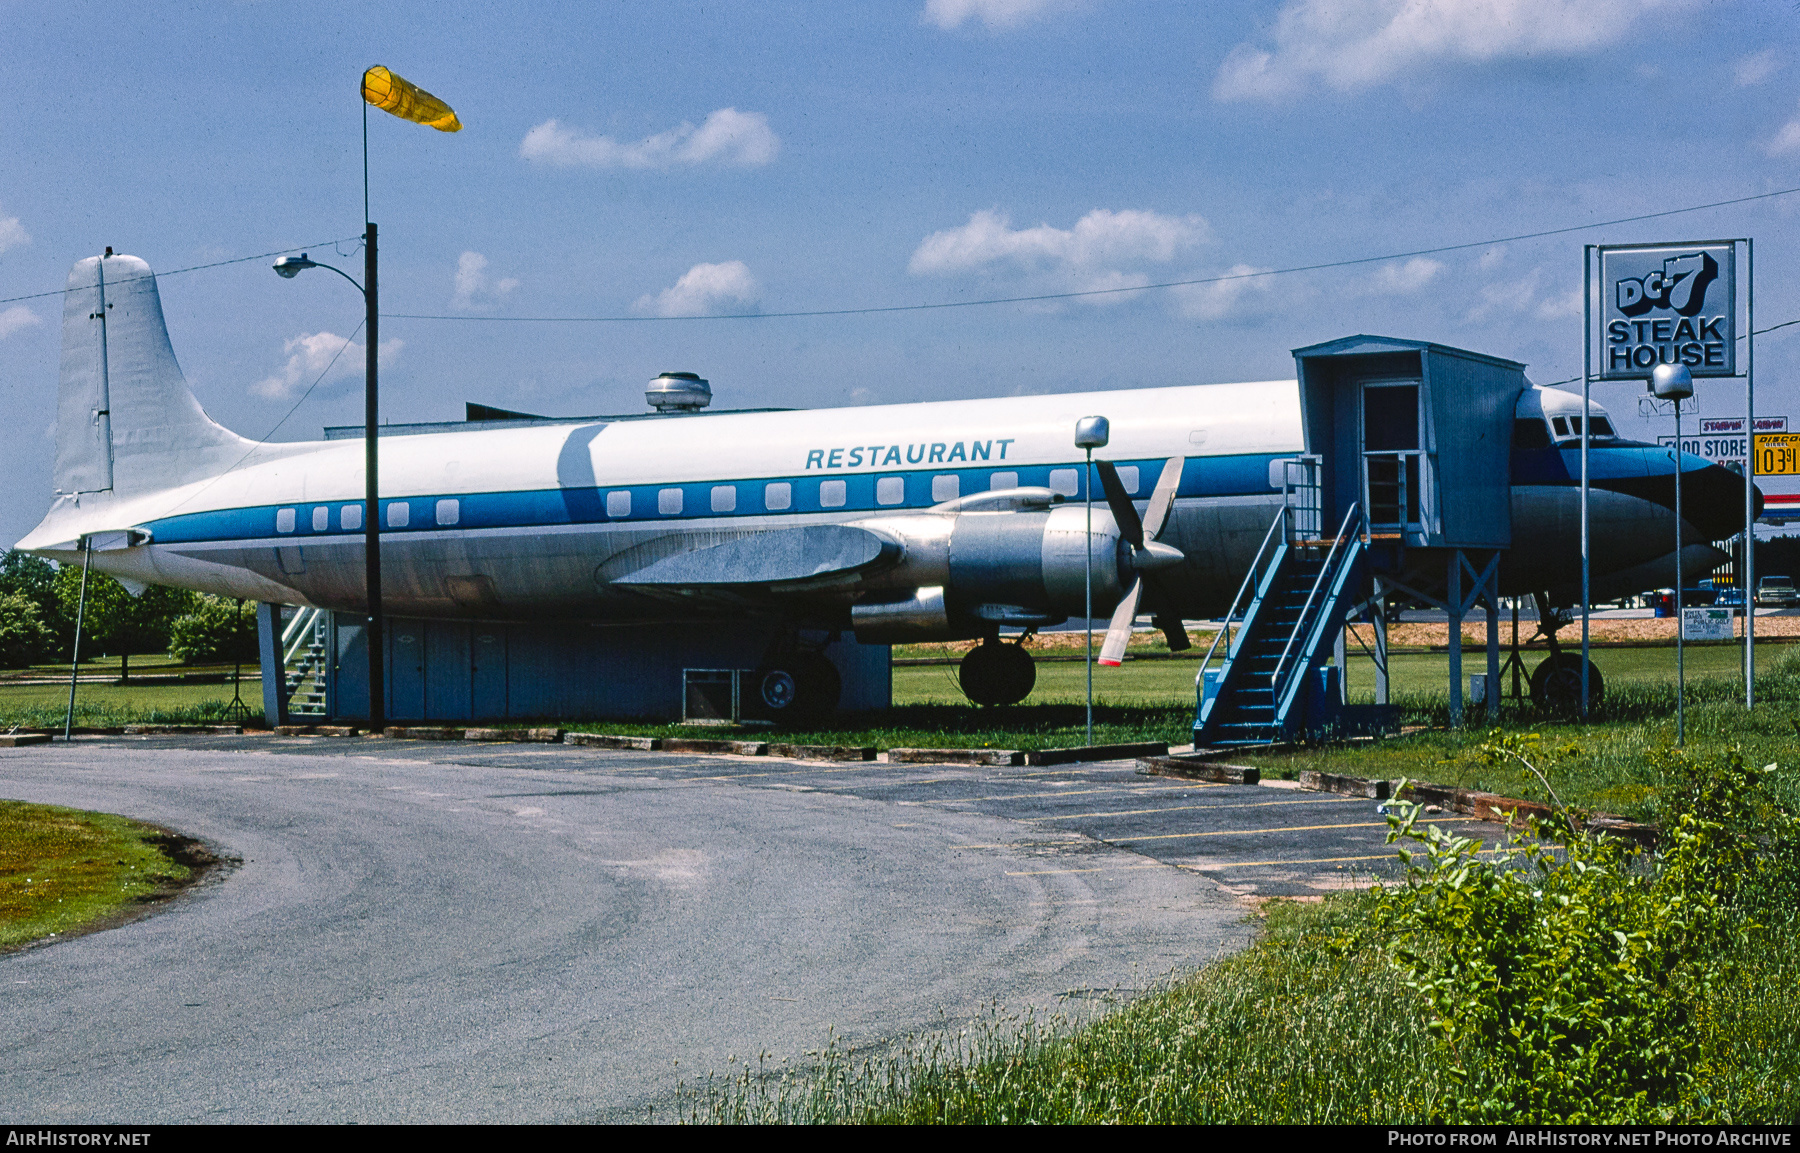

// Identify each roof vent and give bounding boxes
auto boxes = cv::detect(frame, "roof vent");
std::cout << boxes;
[646,371,711,413]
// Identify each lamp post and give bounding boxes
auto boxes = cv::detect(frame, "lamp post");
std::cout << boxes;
[1075,415,1110,747]
[1652,362,1695,745]
[273,245,384,732]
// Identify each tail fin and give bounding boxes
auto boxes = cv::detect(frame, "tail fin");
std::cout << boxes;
[55,253,252,497]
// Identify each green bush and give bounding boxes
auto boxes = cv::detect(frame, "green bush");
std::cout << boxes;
[167,595,258,664]
[1374,738,1799,1123]
[0,591,54,668]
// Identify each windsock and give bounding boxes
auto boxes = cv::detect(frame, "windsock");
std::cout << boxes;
[362,65,462,132]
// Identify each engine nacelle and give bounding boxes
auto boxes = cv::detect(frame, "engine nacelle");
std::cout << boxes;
[847,504,1130,643]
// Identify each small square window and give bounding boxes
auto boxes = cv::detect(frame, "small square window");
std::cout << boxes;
[341,504,362,531]
[606,490,631,517]
[276,508,296,533]
[990,471,1019,491]
[311,506,329,532]
[658,488,684,515]
[819,479,847,508]
[876,476,905,505]
[1048,468,1080,496]
[1117,466,1140,494]
[931,474,959,502]
[711,485,737,513]
[764,482,792,510]
[387,502,410,528]
[436,498,459,526]
[1552,416,1570,437]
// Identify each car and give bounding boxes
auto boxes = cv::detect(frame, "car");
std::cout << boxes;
[1755,575,1800,608]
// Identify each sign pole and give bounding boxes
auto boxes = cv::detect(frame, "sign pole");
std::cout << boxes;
[1581,245,1592,719]
[1745,237,1755,709]
[1674,395,1685,746]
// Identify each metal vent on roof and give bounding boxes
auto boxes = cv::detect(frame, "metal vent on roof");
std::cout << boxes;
[646,372,712,413]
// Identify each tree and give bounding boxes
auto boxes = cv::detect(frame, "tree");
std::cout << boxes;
[0,591,54,668]
[168,595,259,664]
[0,551,70,656]
[53,568,195,678]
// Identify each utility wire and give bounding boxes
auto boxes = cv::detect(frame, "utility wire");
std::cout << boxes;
[0,237,364,307]
[1538,319,1800,388]
[384,185,1800,323]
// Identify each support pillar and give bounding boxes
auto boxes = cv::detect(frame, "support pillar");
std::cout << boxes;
[256,602,288,728]
[1373,595,1389,706]
[1485,557,1501,718]
[1448,553,1464,726]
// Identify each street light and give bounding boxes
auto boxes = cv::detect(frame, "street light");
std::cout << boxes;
[274,241,385,733]
[1653,362,1695,745]
[1075,415,1110,747]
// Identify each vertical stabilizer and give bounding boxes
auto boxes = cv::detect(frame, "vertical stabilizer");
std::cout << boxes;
[54,253,252,497]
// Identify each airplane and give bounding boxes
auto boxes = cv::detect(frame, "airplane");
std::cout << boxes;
[16,252,1760,719]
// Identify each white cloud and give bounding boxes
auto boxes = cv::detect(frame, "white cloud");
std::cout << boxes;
[1478,246,1507,271]
[0,305,41,340]
[923,0,1077,30]
[1735,49,1780,88]
[1366,257,1443,295]
[450,251,519,311]
[520,108,779,169]
[909,208,1209,299]
[1464,266,1580,323]
[633,261,761,317]
[1213,0,1690,101]
[1169,264,1276,320]
[250,331,403,400]
[1769,104,1800,157]
[0,208,28,255]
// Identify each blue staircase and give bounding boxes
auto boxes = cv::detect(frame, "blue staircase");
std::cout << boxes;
[1194,504,1368,747]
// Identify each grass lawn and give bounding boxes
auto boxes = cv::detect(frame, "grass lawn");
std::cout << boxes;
[0,800,201,950]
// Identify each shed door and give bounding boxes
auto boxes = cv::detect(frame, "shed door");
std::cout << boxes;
[1361,382,1422,534]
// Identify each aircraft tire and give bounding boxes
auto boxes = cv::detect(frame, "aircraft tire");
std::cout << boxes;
[1529,653,1605,713]
[756,655,841,724]
[958,641,1035,707]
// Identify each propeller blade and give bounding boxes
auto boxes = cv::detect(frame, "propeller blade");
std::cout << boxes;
[1141,456,1185,540]
[1093,460,1144,548]
[1098,578,1143,666]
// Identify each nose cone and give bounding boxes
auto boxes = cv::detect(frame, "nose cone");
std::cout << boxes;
[1678,457,1762,539]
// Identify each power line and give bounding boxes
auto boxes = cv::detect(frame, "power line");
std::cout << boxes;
[384,185,1800,323]
[0,237,364,307]
[1537,319,1800,388]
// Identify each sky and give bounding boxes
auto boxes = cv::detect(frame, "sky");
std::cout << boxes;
[5,0,1800,548]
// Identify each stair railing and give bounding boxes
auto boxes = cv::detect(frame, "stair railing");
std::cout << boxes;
[281,606,322,668]
[1196,504,1287,694]
[1270,503,1362,698]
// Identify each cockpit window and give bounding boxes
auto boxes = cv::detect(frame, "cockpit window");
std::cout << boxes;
[1590,416,1615,437]
[1513,418,1551,449]
[1545,414,1616,442]
[1552,416,1569,437]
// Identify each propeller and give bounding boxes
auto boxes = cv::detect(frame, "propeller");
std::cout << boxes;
[1095,456,1188,665]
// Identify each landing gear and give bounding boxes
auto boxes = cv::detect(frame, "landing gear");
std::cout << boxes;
[1530,652,1604,713]
[959,638,1036,706]
[754,652,841,724]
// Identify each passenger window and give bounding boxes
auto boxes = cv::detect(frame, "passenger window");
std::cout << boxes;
[876,476,905,505]
[1117,466,1140,494]
[710,485,737,513]
[436,499,459,526]
[764,482,792,511]
[341,504,362,531]
[931,474,959,502]
[386,502,409,528]
[819,479,847,508]
[989,471,1019,491]
[606,490,631,517]
[311,506,329,532]
[1049,468,1080,497]
[658,488,683,515]
[276,508,296,533]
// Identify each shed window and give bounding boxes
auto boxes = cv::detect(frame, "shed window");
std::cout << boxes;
[387,502,410,528]
[931,474,959,502]
[876,476,905,505]
[1048,468,1080,497]
[658,488,683,515]
[276,508,296,533]
[606,490,631,517]
[819,479,847,508]
[764,482,791,510]
[711,485,737,513]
